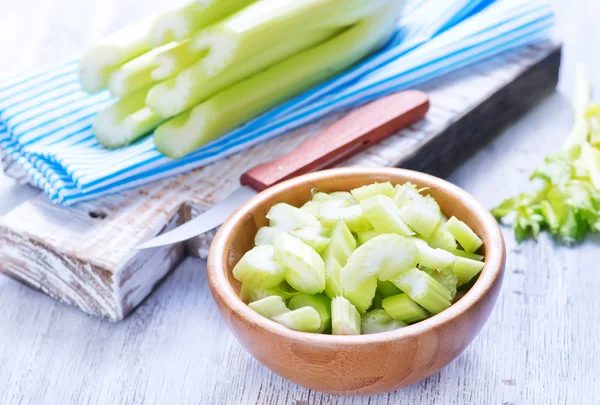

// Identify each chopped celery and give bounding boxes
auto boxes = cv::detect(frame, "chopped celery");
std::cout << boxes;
[273,233,325,294]
[329,192,357,202]
[360,195,415,236]
[370,291,384,310]
[321,220,356,268]
[343,276,377,314]
[381,293,429,324]
[453,257,485,286]
[392,182,421,208]
[446,217,483,253]
[248,296,289,319]
[151,40,208,81]
[79,18,153,93]
[412,238,457,270]
[350,181,394,202]
[312,192,335,202]
[147,0,258,46]
[422,267,458,299]
[331,296,361,335]
[399,195,441,239]
[240,281,299,303]
[390,268,452,314]
[93,86,164,148]
[340,234,418,290]
[356,229,383,246]
[377,280,402,297]
[147,25,341,118]
[266,203,320,230]
[427,223,457,251]
[324,257,343,299]
[319,200,373,232]
[232,245,286,288]
[273,307,322,332]
[254,226,278,246]
[288,293,332,333]
[289,227,330,254]
[153,7,399,157]
[361,309,406,334]
[300,201,321,218]
[448,248,484,261]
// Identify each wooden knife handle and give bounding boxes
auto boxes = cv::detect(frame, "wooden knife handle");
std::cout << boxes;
[240,90,430,191]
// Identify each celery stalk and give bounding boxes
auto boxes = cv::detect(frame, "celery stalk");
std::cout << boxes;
[350,182,394,202]
[318,200,373,232]
[147,0,258,46]
[254,226,278,246]
[267,203,321,230]
[361,309,406,334]
[273,307,322,332]
[321,220,356,269]
[273,233,326,295]
[356,229,383,246]
[381,293,429,324]
[232,245,286,288]
[147,26,342,118]
[79,18,153,93]
[453,257,485,286]
[153,6,400,157]
[343,276,377,314]
[446,217,484,253]
[377,280,402,297]
[390,268,452,315]
[248,295,289,319]
[93,86,164,148]
[288,293,332,333]
[331,296,361,335]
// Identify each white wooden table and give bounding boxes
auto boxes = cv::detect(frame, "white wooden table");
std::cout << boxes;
[1,1,598,404]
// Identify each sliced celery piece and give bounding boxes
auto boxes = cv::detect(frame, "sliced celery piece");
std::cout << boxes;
[147,0,258,46]
[427,223,457,251]
[153,7,399,157]
[343,276,377,314]
[93,86,164,148]
[360,195,415,236]
[240,281,299,303]
[319,200,373,232]
[422,267,458,300]
[331,296,361,335]
[321,220,356,268]
[273,307,322,332]
[232,245,286,288]
[377,280,402,297]
[266,203,320,230]
[288,293,331,333]
[340,234,418,290]
[300,201,321,218]
[381,293,429,324]
[289,227,330,254]
[370,291,384,310]
[446,217,484,253]
[329,191,357,202]
[312,192,335,202]
[248,295,289,319]
[254,226,278,246]
[390,268,452,314]
[399,195,441,239]
[453,257,485,286]
[147,26,340,118]
[448,248,484,261]
[79,18,153,93]
[350,182,394,202]
[361,309,406,334]
[324,257,343,299]
[356,229,383,246]
[392,182,421,208]
[273,233,325,294]
[412,238,457,270]
[151,40,209,81]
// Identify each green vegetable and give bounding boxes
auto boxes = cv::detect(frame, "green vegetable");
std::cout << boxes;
[321,220,356,268]
[319,199,373,232]
[453,257,485,286]
[266,203,321,230]
[153,6,399,157]
[232,245,286,288]
[248,295,289,318]
[382,293,429,324]
[288,294,332,333]
[79,18,153,93]
[360,195,415,236]
[290,227,331,254]
[445,217,483,253]
[492,64,600,244]
[399,195,441,238]
[273,307,322,332]
[92,86,164,148]
[350,181,394,202]
[390,268,452,314]
[422,267,458,299]
[412,238,458,270]
[343,276,377,314]
[361,309,406,334]
[377,280,402,297]
[240,281,299,303]
[331,296,361,335]
[273,232,325,294]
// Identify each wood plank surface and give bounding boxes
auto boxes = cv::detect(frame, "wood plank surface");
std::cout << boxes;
[0,0,598,404]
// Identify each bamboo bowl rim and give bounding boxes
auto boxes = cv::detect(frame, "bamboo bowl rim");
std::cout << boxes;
[208,167,505,345]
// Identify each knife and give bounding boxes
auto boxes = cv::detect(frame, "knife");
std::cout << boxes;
[136,90,430,250]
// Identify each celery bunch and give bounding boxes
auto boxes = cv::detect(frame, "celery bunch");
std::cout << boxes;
[80,0,403,156]
[237,181,486,335]
[492,65,600,244]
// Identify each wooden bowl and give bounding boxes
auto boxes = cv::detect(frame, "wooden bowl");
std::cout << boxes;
[207,168,505,395]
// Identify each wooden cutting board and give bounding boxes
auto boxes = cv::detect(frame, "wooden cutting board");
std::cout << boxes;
[0,40,561,322]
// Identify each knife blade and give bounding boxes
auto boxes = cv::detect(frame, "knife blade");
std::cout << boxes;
[135,90,429,250]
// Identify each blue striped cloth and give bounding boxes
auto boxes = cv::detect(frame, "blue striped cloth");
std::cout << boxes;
[0,0,554,205]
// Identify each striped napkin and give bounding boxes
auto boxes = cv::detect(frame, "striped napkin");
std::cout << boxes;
[0,0,554,206]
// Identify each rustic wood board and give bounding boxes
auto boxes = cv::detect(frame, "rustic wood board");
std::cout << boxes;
[0,40,561,321]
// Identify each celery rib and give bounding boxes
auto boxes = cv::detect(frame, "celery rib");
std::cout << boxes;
[153,5,400,157]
